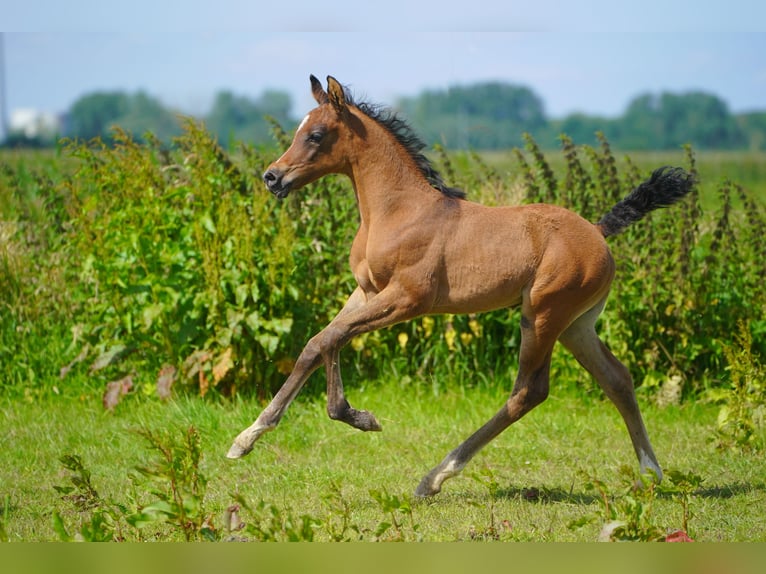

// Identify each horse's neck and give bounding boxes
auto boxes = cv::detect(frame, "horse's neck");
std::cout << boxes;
[348,133,435,228]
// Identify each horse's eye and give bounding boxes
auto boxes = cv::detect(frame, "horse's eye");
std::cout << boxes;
[307,131,324,144]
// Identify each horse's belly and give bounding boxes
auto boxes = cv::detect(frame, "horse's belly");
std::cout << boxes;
[432,266,528,314]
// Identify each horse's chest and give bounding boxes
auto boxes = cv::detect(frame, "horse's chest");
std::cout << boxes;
[350,222,438,295]
[349,233,378,294]
[350,250,391,295]
[349,234,398,295]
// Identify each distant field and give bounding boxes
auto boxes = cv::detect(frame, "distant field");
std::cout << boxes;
[479,149,766,207]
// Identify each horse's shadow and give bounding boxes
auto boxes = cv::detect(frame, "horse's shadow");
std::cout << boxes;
[494,485,600,505]
[691,482,764,499]
[479,481,765,505]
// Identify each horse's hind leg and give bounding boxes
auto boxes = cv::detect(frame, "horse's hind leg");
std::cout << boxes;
[558,303,662,481]
[415,316,557,497]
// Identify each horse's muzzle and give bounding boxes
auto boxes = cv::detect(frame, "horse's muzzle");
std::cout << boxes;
[263,168,290,199]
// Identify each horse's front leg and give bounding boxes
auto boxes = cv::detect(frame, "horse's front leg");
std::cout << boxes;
[226,331,324,458]
[316,286,382,430]
[325,343,382,432]
[227,286,414,458]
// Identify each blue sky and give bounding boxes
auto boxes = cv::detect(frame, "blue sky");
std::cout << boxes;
[2,1,766,132]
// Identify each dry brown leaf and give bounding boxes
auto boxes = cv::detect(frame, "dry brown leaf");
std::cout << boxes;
[102,374,133,411]
[156,364,177,400]
[60,345,90,379]
[212,347,234,385]
[199,369,210,398]
[182,349,212,380]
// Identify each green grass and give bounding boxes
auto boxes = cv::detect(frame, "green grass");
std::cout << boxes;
[2,379,764,542]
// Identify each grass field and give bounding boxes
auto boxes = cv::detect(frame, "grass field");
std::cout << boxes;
[2,380,764,542]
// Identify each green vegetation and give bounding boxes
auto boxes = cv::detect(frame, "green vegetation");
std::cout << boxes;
[398,82,547,149]
[400,84,762,151]
[3,125,765,403]
[3,123,766,400]
[67,91,182,144]
[1,383,765,542]
[2,120,765,541]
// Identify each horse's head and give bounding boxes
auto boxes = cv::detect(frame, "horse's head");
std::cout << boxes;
[263,75,358,199]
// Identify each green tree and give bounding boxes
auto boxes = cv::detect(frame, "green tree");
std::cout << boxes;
[554,113,620,147]
[398,82,547,149]
[620,91,745,150]
[67,92,130,141]
[66,91,180,143]
[205,90,292,147]
[114,91,182,142]
[737,112,766,151]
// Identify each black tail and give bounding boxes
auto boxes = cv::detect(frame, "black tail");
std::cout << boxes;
[597,166,696,238]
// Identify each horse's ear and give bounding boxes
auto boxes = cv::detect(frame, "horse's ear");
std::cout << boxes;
[326,76,348,116]
[311,74,328,105]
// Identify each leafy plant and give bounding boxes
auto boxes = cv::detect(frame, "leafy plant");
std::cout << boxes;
[468,466,510,540]
[661,469,704,536]
[368,489,421,541]
[231,495,320,542]
[708,321,766,451]
[571,466,702,542]
[53,426,221,542]
[319,482,363,541]
[52,454,127,542]
[513,136,766,394]
[127,426,216,541]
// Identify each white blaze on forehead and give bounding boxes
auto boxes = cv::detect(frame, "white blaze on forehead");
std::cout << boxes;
[273,114,311,164]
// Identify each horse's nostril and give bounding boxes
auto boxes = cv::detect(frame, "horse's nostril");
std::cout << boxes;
[263,169,277,184]
[263,168,288,197]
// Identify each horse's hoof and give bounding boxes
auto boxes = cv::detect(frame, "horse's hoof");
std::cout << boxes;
[356,409,382,432]
[414,475,440,498]
[226,441,253,459]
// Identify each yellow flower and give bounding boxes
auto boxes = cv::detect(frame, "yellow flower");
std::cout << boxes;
[422,316,435,338]
[398,332,409,350]
[444,326,457,351]
[351,335,366,352]
[460,332,474,346]
[468,318,482,338]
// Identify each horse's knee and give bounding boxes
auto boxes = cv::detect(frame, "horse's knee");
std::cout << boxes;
[518,359,551,404]
[295,336,323,371]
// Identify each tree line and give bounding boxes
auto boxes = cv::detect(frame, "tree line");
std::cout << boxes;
[397,83,766,150]
[4,82,765,151]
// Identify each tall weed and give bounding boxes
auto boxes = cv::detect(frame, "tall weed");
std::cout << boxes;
[57,123,332,397]
[511,136,765,394]
[0,152,78,394]
[708,321,766,451]
[2,124,764,400]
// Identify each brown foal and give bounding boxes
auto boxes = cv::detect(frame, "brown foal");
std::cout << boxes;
[227,75,694,497]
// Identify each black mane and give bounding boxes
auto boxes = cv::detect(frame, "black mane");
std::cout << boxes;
[344,89,466,200]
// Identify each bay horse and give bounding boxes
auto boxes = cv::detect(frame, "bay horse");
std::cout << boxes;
[227,75,694,497]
